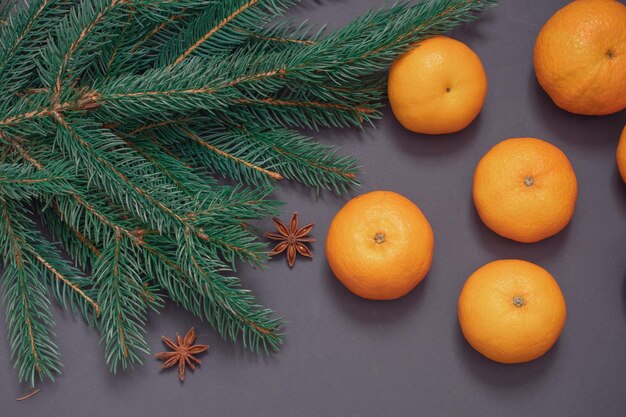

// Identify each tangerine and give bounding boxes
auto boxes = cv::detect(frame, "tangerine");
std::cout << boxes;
[388,36,488,134]
[534,0,626,115]
[473,138,578,243]
[326,191,434,300]
[458,259,567,364]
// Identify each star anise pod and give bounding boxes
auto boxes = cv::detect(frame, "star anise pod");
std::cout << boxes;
[155,327,209,381]
[264,212,315,268]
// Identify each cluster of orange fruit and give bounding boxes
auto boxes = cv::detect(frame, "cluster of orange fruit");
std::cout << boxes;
[325,0,626,365]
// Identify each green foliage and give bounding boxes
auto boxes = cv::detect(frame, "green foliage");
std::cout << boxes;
[0,0,495,387]
[0,199,63,386]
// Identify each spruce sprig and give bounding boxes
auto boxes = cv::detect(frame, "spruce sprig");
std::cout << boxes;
[0,0,495,387]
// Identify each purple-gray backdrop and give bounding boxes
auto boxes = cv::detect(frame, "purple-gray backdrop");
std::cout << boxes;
[1,0,625,416]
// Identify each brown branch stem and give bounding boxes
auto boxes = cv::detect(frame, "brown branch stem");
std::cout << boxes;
[172,0,259,66]
[112,236,129,358]
[31,251,99,315]
[0,199,43,372]
[0,92,100,127]
[0,177,64,185]
[235,97,376,120]
[131,13,186,53]
[180,127,283,180]
[240,126,357,180]
[1,0,52,68]
[237,29,316,46]
[124,117,191,137]
[52,0,128,103]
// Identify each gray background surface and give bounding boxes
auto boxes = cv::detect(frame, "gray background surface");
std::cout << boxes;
[2,0,626,416]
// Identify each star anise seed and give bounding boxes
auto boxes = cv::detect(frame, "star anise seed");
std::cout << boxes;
[264,212,315,268]
[155,327,209,381]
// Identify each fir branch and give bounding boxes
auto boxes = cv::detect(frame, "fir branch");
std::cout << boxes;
[0,198,61,387]
[0,162,74,200]
[4,131,153,252]
[44,0,132,101]
[141,233,284,351]
[0,0,57,90]
[0,0,495,386]
[94,235,157,371]
[124,116,194,137]
[165,0,300,67]
[0,0,80,95]
[1,136,108,321]
[180,126,284,182]
[120,136,200,197]
[176,230,282,349]
[0,91,99,128]
[2,0,52,61]
[52,113,193,234]
[41,203,102,270]
[147,120,359,192]
[235,19,321,49]
[132,13,185,52]
[0,1,15,22]
[108,3,207,74]
[6,129,280,348]
[234,124,360,193]
[52,114,276,266]
[28,236,99,321]
[97,8,136,79]
[49,184,282,351]
[233,97,379,128]
[242,29,316,46]
[62,192,140,247]
[171,0,260,66]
